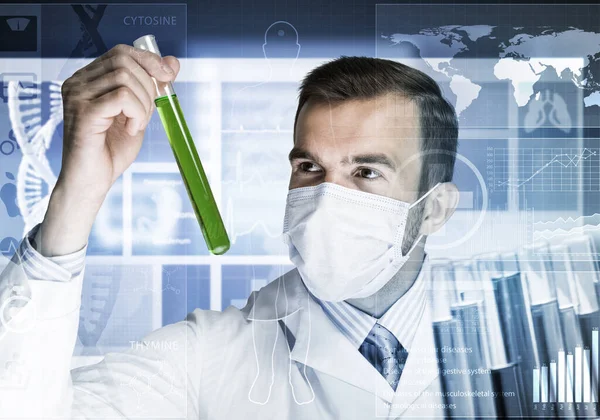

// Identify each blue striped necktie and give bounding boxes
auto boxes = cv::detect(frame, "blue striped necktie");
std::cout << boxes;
[358,323,408,391]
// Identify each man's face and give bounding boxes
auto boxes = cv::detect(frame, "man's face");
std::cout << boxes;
[289,93,425,253]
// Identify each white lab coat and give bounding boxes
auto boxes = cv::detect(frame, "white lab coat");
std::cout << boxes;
[0,258,445,419]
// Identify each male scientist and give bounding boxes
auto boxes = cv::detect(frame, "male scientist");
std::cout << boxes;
[0,45,460,419]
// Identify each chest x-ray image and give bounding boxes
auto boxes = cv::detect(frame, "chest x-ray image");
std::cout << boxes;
[1,1,600,419]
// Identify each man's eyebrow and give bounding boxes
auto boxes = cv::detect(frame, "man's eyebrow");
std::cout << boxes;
[348,154,397,171]
[288,147,320,163]
[288,148,397,171]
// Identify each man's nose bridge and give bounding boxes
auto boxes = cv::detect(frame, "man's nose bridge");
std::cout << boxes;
[323,170,339,184]
[323,171,352,189]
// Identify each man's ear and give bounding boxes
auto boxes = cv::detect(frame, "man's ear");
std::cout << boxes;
[419,182,459,236]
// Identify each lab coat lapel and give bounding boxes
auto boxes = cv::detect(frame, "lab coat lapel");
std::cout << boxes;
[245,268,406,403]
[288,290,395,402]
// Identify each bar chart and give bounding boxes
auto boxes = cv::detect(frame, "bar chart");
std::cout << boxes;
[532,328,599,406]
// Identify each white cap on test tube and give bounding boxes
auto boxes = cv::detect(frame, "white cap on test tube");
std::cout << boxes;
[133,34,163,56]
[499,251,520,277]
[428,258,455,322]
[564,234,600,315]
[549,244,578,311]
[472,252,509,367]
[474,252,502,280]
[519,240,557,305]
[451,259,484,305]
[132,34,174,98]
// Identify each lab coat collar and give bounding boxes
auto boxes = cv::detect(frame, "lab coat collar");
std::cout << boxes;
[244,268,305,321]
[244,267,440,407]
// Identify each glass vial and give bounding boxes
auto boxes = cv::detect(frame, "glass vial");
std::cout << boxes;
[133,34,230,255]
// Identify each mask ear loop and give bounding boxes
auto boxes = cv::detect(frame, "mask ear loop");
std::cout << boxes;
[408,182,442,210]
[404,182,442,256]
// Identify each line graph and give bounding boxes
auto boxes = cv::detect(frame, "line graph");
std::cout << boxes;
[492,148,599,191]
[533,213,600,243]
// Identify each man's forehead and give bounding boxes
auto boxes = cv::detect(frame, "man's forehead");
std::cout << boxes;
[293,95,422,178]
[373,93,419,120]
[296,94,420,139]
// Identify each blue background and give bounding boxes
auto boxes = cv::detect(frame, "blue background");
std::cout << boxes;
[0,1,599,354]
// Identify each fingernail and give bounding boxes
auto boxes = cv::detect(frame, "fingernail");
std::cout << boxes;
[161,62,174,74]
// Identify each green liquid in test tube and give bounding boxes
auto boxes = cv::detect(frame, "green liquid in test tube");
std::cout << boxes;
[133,34,230,255]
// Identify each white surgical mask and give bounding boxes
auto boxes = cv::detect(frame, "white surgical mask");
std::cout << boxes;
[282,182,440,302]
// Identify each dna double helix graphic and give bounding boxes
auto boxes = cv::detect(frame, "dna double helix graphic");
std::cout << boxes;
[78,265,120,354]
[6,5,118,351]
[7,5,108,236]
[7,79,61,235]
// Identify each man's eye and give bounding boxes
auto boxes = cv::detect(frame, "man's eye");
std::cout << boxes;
[298,162,321,173]
[356,168,381,179]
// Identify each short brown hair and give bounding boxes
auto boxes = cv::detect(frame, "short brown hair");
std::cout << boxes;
[293,56,459,196]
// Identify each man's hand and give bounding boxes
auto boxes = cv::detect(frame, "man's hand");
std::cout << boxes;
[35,44,180,257]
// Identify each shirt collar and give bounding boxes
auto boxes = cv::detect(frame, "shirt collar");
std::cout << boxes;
[312,255,429,352]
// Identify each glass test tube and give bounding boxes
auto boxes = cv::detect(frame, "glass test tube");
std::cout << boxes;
[496,252,539,417]
[474,255,526,416]
[429,259,475,418]
[520,240,557,305]
[490,363,525,417]
[520,241,564,408]
[429,258,456,324]
[549,244,584,367]
[565,235,600,410]
[549,244,580,311]
[497,252,539,367]
[133,34,230,255]
[430,260,496,417]
[475,254,526,417]
[474,253,508,368]
[450,260,493,374]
